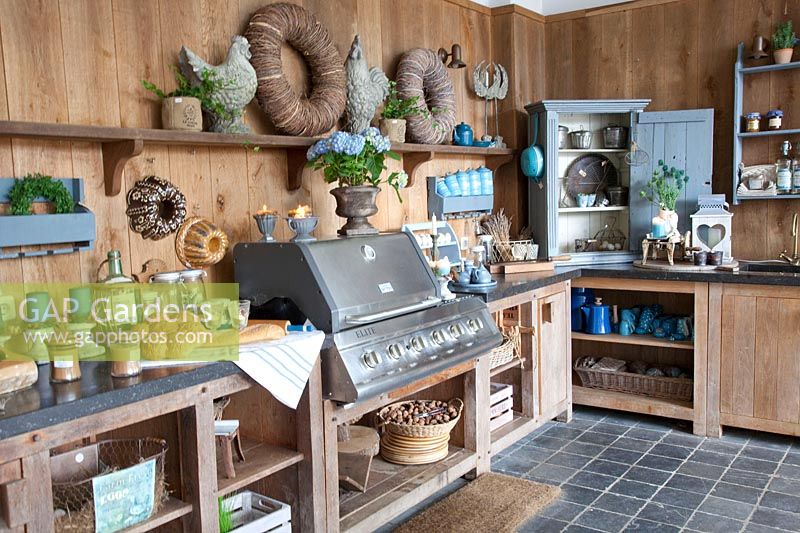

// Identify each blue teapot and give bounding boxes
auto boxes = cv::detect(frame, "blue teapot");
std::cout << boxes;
[571,287,594,331]
[581,297,612,335]
[453,122,474,146]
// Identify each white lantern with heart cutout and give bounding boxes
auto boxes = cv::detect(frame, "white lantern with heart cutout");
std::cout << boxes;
[690,194,733,261]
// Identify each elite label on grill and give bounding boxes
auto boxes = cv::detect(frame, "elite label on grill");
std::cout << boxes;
[378,282,394,294]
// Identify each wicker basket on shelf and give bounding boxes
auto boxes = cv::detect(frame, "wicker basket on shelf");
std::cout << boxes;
[377,398,463,438]
[491,240,539,263]
[574,364,693,402]
[488,326,522,369]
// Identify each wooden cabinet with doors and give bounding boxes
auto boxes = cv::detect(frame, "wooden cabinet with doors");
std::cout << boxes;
[487,280,572,455]
[707,283,800,437]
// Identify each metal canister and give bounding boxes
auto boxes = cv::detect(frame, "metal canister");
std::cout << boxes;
[558,125,569,149]
[606,186,628,206]
[603,126,629,148]
[569,128,592,149]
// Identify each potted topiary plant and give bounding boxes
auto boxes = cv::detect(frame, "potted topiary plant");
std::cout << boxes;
[379,81,425,143]
[639,160,690,238]
[773,20,797,64]
[306,128,408,235]
[142,68,236,132]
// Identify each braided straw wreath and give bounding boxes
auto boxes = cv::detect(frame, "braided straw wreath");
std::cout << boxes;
[245,3,346,136]
[396,48,457,145]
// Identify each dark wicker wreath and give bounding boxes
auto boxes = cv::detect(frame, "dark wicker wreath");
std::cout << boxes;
[126,176,187,240]
[396,48,457,145]
[245,3,346,136]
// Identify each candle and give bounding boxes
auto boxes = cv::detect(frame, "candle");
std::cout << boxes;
[431,214,437,236]
[256,204,277,216]
[289,205,312,219]
[651,217,667,239]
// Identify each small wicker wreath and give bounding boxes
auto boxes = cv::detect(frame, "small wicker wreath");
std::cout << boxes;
[245,3,346,136]
[175,216,229,268]
[125,175,187,240]
[396,48,457,144]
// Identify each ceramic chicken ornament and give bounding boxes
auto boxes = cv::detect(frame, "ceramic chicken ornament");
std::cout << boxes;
[344,35,389,133]
[178,35,257,134]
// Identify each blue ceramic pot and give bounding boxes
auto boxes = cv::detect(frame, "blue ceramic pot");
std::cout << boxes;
[571,287,594,331]
[581,297,612,335]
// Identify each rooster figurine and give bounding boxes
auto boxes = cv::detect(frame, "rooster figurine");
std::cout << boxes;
[178,35,257,134]
[343,35,389,133]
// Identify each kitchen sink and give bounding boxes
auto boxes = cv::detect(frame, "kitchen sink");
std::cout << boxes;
[738,262,800,275]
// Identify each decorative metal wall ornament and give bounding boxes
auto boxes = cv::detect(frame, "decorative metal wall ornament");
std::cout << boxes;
[343,35,389,133]
[126,176,187,241]
[178,36,258,134]
[472,61,509,147]
[396,48,457,145]
[245,3,346,136]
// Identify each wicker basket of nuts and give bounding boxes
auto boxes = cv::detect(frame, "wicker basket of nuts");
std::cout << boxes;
[377,398,463,438]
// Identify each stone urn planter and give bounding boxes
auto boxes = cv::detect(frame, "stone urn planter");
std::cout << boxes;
[774,48,795,64]
[330,185,380,236]
[379,119,406,144]
[161,96,202,131]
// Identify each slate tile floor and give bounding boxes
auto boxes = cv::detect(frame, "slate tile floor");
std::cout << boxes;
[378,406,800,532]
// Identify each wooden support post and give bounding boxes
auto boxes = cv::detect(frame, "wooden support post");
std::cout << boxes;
[20,451,54,533]
[323,400,341,533]
[557,280,574,423]
[180,396,219,532]
[692,283,709,436]
[101,138,143,196]
[520,300,537,420]
[296,359,327,532]
[705,283,723,437]
[464,357,491,476]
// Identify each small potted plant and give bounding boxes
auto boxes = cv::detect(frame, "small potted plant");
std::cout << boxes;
[307,128,408,235]
[142,68,235,131]
[773,20,797,64]
[379,81,424,143]
[639,160,690,237]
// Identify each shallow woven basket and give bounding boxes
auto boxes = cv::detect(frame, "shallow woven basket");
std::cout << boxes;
[378,398,463,438]
[488,327,521,369]
[574,364,693,402]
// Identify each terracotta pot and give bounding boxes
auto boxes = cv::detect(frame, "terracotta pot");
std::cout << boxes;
[330,185,380,236]
[379,118,406,144]
[161,96,202,131]
[774,48,794,64]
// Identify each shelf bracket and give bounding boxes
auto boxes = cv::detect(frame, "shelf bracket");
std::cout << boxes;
[485,153,515,175]
[102,138,143,196]
[402,151,435,187]
[286,148,308,191]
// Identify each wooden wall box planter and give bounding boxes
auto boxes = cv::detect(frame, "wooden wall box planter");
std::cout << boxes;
[0,177,95,259]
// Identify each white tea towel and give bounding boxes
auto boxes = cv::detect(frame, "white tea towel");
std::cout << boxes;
[234,331,325,409]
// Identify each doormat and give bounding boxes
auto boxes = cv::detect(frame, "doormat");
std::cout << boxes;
[394,472,560,533]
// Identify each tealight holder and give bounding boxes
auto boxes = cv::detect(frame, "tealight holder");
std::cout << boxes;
[286,216,319,243]
[253,213,277,242]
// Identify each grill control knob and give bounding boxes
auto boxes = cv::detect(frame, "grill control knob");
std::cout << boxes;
[449,324,465,338]
[432,330,446,345]
[363,351,380,368]
[387,344,404,360]
[410,336,426,352]
[467,318,484,332]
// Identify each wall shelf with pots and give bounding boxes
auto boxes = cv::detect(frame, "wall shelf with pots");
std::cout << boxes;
[0,121,515,197]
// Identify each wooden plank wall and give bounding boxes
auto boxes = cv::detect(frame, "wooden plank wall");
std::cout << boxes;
[0,0,543,284]
[545,0,800,260]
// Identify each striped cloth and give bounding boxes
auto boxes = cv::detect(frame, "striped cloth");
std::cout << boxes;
[234,331,325,409]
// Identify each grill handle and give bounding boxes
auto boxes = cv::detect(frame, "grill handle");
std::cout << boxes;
[345,296,442,325]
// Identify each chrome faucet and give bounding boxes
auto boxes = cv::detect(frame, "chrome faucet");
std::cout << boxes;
[779,213,800,265]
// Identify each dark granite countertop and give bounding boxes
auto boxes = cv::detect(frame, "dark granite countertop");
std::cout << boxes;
[0,361,242,441]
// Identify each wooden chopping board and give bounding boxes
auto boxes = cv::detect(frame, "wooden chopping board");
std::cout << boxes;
[0,360,38,395]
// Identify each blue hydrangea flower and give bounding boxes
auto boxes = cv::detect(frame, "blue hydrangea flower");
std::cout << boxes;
[396,170,409,189]
[343,134,366,156]
[306,138,331,160]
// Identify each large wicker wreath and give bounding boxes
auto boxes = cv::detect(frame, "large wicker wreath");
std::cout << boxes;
[396,48,457,145]
[245,3,346,136]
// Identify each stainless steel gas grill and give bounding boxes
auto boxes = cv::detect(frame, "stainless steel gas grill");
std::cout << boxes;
[234,233,502,403]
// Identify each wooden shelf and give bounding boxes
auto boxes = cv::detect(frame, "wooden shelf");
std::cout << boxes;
[573,385,694,421]
[571,331,694,350]
[739,60,800,75]
[558,206,629,213]
[738,193,800,200]
[216,438,304,497]
[559,148,628,153]
[338,446,476,532]
[489,358,523,377]
[0,120,514,196]
[737,128,800,138]
[121,497,192,533]
[490,412,537,454]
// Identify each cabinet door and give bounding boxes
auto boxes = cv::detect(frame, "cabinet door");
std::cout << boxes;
[719,291,800,428]
[537,288,570,419]
[630,109,714,247]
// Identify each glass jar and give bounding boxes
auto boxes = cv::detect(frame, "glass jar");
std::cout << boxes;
[766,109,784,130]
[110,341,141,378]
[745,112,761,132]
[48,344,81,383]
[179,269,207,310]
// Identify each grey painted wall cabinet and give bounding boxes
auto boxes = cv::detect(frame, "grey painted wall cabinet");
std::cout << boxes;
[525,100,713,265]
